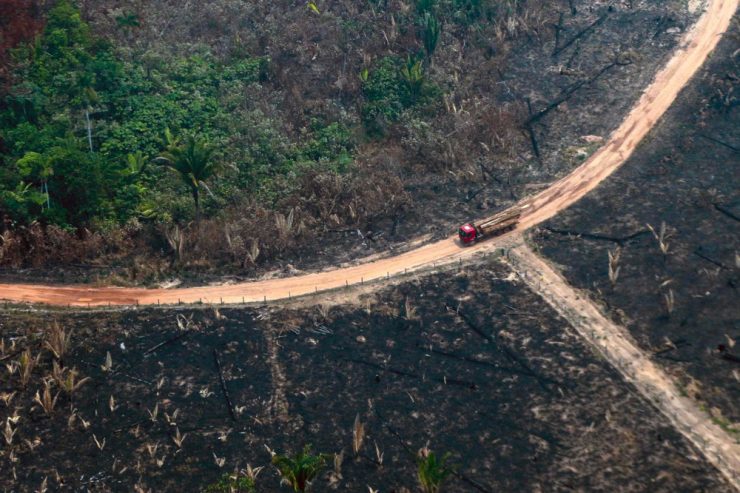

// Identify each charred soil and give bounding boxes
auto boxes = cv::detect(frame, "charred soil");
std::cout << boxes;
[532,19,740,425]
[0,259,730,491]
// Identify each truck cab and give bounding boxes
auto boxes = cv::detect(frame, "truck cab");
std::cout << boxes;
[458,223,478,244]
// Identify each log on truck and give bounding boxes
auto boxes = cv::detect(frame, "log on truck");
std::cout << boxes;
[458,205,527,245]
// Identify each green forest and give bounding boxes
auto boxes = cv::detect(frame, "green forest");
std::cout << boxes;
[1,0,363,229]
[0,0,468,277]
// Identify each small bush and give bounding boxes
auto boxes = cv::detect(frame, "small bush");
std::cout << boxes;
[203,472,255,493]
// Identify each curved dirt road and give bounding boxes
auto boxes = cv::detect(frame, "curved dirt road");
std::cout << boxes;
[1,0,737,307]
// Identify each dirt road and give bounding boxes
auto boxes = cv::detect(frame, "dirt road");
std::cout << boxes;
[1,0,737,307]
[503,242,740,490]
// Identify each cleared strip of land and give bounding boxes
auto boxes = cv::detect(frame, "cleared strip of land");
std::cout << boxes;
[0,0,737,307]
[503,241,740,491]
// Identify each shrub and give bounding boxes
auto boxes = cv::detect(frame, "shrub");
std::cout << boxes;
[271,444,329,492]
[203,472,256,493]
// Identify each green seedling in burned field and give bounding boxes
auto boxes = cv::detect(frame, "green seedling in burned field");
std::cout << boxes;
[18,349,40,388]
[272,444,330,492]
[52,361,90,399]
[203,465,262,493]
[417,446,454,493]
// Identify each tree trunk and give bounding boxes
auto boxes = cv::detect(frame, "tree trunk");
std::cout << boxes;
[193,188,201,226]
[85,108,94,153]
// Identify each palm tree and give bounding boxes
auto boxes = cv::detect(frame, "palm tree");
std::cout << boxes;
[271,445,329,492]
[156,131,218,224]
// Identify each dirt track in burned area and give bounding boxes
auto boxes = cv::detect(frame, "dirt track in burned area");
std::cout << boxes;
[0,260,732,492]
[531,16,740,426]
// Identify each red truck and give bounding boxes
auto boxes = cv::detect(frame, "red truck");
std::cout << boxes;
[458,206,525,245]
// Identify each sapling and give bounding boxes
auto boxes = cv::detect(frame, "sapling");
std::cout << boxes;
[417,446,453,493]
[18,349,40,388]
[45,323,72,361]
[272,444,329,492]
[53,362,90,398]
[33,379,59,416]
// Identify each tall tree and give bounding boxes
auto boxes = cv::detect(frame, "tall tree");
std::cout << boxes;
[155,131,218,224]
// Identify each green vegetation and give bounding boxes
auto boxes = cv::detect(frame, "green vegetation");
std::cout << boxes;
[271,445,329,492]
[417,448,454,493]
[0,0,353,232]
[203,471,257,493]
[155,130,219,224]
[361,55,440,136]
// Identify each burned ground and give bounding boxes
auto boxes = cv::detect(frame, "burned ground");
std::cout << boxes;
[0,258,730,491]
[532,21,740,425]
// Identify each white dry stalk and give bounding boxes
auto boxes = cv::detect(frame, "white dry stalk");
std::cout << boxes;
[147,403,159,422]
[724,335,736,349]
[352,413,365,455]
[101,351,113,372]
[165,225,186,260]
[172,427,186,448]
[275,208,295,238]
[404,297,419,321]
[164,409,180,426]
[34,379,60,416]
[664,289,676,315]
[245,464,263,480]
[145,442,159,460]
[647,222,670,256]
[333,449,344,479]
[245,239,260,265]
[374,441,384,467]
[608,247,621,287]
[92,434,106,451]
[0,392,15,407]
[213,453,226,468]
[45,323,72,360]
[3,419,16,446]
[36,476,48,493]
[109,395,118,413]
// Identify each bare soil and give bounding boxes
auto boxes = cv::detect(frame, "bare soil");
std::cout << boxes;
[0,259,731,491]
[531,19,740,425]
